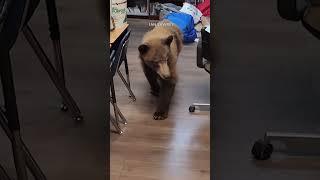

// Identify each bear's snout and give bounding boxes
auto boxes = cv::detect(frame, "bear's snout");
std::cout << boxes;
[157,62,171,79]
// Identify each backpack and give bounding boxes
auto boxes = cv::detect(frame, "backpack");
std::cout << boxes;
[164,12,197,43]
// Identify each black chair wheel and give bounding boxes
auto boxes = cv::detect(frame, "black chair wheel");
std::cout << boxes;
[129,95,137,101]
[251,139,273,160]
[60,104,68,112]
[74,116,83,121]
[189,105,196,112]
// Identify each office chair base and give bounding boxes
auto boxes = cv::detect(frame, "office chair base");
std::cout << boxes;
[189,103,210,112]
[252,139,274,160]
[252,132,320,160]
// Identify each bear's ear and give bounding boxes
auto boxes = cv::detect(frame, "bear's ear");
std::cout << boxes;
[163,35,173,46]
[138,44,149,54]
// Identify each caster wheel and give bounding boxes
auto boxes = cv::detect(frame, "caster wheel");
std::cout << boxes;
[189,105,196,113]
[60,104,68,112]
[251,139,273,160]
[129,95,136,101]
[74,116,83,121]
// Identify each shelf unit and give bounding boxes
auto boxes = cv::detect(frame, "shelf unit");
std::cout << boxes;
[127,0,202,20]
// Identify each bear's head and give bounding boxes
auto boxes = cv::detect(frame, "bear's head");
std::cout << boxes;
[138,35,173,80]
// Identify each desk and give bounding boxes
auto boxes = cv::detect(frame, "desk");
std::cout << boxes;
[110,24,129,48]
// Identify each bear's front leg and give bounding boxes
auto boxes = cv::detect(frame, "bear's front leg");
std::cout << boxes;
[142,62,160,96]
[153,80,176,120]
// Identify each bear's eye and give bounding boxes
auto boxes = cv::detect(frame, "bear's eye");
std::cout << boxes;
[146,62,159,68]
[152,62,159,68]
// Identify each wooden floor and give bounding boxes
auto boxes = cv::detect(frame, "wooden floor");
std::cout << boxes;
[110,19,210,180]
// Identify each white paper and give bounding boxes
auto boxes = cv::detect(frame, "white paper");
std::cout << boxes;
[205,26,210,33]
[179,2,203,24]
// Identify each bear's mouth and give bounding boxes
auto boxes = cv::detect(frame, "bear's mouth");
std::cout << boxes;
[158,73,171,80]
[157,62,171,80]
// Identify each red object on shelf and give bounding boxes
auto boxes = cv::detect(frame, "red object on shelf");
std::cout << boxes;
[197,0,210,17]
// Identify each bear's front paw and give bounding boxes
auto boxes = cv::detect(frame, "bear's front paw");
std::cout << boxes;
[153,111,168,120]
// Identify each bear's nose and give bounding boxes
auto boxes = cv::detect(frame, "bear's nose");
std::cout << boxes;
[162,75,171,79]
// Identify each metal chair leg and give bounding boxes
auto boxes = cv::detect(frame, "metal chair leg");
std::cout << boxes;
[44,0,68,111]
[52,40,65,85]
[117,69,136,101]
[0,110,47,180]
[11,132,29,180]
[52,40,69,112]
[110,79,127,125]
[44,0,65,84]
[0,164,12,180]
[111,98,121,126]
[44,0,63,80]
[51,40,68,111]
[0,52,28,180]
[121,55,136,101]
[114,104,127,125]
[110,90,123,134]
[110,115,123,134]
[22,26,83,121]
[110,79,127,134]
[123,55,131,88]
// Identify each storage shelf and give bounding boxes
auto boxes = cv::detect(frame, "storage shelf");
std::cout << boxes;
[127,0,191,20]
[128,15,159,20]
[150,0,184,6]
[127,12,149,16]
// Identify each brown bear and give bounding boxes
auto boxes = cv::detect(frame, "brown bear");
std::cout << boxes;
[138,20,183,120]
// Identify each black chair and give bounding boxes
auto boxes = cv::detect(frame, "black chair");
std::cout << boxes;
[252,0,320,160]
[110,30,134,134]
[0,1,47,179]
[0,0,81,179]
[1,0,82,121]
[23,0,82,120]
[189,28,211,113]
[111,29,136,101]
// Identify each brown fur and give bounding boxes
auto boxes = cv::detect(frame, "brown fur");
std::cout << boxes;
[138,20,183,120]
